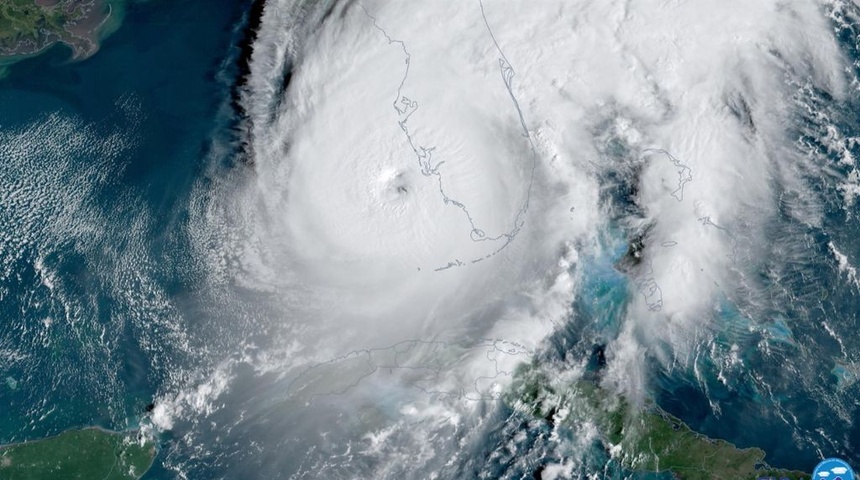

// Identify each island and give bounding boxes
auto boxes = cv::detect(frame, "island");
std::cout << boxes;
[507,362,810,480]
[0,0,124,73]
[0,427,155,480]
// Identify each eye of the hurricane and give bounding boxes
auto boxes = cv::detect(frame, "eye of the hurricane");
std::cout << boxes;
[376,168,411,206]
[255,1,545,275]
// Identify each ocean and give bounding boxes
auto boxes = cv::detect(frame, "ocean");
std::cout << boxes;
[0,0,246,477]
[2,1,860,479]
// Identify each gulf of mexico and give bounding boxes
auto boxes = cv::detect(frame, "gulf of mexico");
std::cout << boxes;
[0,1,248,477]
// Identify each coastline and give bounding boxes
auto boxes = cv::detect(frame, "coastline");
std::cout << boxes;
[0,425,156,480]
[0,0,129,72]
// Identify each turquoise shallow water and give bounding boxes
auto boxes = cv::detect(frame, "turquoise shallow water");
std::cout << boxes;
[2,2,860,479]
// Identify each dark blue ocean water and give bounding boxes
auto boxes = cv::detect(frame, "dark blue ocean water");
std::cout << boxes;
[0,1,246,477]
[1,2,860,479]
[648,18,860,470]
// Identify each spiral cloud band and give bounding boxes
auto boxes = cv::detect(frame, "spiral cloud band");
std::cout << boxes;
[155,0,860,476]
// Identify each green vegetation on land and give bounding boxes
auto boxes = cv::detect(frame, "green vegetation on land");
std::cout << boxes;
[0,0,67,51]
[506,363,809,480]
[0,427,155,480]
[0,0,119,70]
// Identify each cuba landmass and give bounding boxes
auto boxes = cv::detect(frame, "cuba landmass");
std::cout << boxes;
[0,427,155,480]
[507,362,810,480]
[0,0,127,73]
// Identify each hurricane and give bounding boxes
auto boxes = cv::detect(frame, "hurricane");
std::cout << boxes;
[3,0,860,478]
[107,0,856,477]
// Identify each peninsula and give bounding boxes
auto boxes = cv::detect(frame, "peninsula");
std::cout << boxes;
[0,427,155,480]
[0,0,124,70]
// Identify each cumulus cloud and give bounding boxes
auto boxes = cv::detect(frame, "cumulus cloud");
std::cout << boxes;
[174,0,856,475]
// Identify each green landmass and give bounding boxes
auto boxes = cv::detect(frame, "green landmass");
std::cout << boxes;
[0,0,65,52]
[506,363,809,480]
[0,427,155,480]
[0,0,125,75]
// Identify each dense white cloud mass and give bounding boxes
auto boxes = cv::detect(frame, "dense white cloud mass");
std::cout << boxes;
[167,0,857,476]
[197,0,588,366]
[228,0,848,384]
